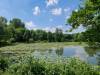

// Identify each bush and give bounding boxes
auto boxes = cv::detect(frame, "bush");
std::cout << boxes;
[30,62,46,75]
[0,57,8,71]
[7,57,99,75]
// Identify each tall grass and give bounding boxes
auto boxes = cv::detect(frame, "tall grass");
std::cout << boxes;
[0,56,99,75]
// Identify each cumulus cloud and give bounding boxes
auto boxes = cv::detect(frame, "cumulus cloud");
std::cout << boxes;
[43,27,56,32]
[33,6,40,15]
[65,15,70,19]
[43,25,64,32]
[46,0,59,6]
[64,8,70,13]
[25,21,37,30]
[56,25,63,29]
[51,8,62,16]
[66,25,86,34]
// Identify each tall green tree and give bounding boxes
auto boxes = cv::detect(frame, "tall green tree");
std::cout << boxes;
[68,0,100,47]
[0,16,7,42]
[23,30,31,42]
[10,18,25,29]
[55,28,64,42]
[47,31,53,42]
[9,18,26,42]
[15,28,26,42]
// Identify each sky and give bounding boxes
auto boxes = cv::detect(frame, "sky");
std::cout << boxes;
[0,0,85,33]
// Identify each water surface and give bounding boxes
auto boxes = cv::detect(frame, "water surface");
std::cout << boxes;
[32,46,100,65]
[0,45,100,65]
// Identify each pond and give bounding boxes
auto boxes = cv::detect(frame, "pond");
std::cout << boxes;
[0,45,100,65]
[32,46,100,65]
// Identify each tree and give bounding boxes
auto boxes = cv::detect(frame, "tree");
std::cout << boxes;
[8,18,27,42]
[15,28,26,42]
[64,34,74,42]
[6,26,16,41]
[23,30,31,42]
[55,48,63,56]
[47,31,53,42]
[67,0,100,47]
[55,28,64,42]
[10,18,25,29]
[0,16,7,42]
[30,30,36,42]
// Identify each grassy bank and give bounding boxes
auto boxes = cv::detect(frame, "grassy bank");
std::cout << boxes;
[0,56,99,75]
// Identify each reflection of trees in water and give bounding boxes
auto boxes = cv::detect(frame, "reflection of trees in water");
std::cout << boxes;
[37,49,48,55]
[48,49,53,54]
[35,49,53,55]
[97,53,100,65]
[84,47,99,56]
[55,48,63,56]
[84,47,100,65]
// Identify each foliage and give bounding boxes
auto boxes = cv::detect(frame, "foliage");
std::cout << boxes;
[67,0,100,47]
[9,18,25,29]
[0,56,99,75]
[0,16,76,46]
[0,57,8,71]
[0,16,8,42]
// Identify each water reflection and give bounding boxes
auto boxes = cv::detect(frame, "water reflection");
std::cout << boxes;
[32,46,100,65]
[96,53,100,65]
[84,47,99,56]
[0,46,100,65]
[48,49,53,54]
[55,48,63,56]
[84,47,100,65]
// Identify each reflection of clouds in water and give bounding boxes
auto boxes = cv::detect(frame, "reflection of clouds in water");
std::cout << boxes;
[32,49,57,58]
[74,46,88,61]
[31,46,99,64]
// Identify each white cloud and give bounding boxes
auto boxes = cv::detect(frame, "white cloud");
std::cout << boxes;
[64,8,71,20]
[56,25,63,29]
[65,15,70,19]
[46,0,59,6]
[42,25,64,32]
[51,8,62,16]
[43,27,56,32]
[74,47,88,60]
[75,9,78,12]
[43,27,52,32]
[25,21,37,30]
[66,25,86,34]
[64,8,70,13]
[33,6,40,15]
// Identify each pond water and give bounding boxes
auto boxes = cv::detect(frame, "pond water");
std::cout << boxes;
[0,45,100,65]
[32,46,100,65]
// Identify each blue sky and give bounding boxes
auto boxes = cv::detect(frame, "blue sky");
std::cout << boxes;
[0,0,85,33]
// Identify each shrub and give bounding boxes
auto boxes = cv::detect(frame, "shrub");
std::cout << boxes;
[7,57,99,75]
[0,57,8,71]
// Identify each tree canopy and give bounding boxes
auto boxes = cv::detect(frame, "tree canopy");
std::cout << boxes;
[67,0,100,47]
[0,16,76,46]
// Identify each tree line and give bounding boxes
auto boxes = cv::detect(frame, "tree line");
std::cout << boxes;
[0,17,78,46]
